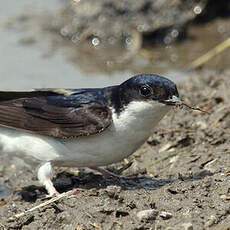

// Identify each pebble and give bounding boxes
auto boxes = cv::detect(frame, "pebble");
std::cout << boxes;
[220,194,230,200]
[105,185,121,198]
[159,211,173,220]
[136,209,158,222]
[182,223,193,230]
[204,215,218,227]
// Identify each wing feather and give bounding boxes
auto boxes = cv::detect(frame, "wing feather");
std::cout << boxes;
[0,92,112,138]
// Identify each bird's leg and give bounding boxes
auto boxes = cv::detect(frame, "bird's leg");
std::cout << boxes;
[89,166,135,180]
[37,162,59,197]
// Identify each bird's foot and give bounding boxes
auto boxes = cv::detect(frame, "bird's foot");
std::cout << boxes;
[89,167,136,181]
[46,190,60,198]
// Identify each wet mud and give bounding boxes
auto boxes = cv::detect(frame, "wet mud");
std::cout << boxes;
[0,70,229,229]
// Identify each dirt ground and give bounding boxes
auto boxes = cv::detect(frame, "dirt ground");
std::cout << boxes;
[0,70,229,229]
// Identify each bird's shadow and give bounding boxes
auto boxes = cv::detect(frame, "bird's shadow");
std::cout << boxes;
[18,169,213,202]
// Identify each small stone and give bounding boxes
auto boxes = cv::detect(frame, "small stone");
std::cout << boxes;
[89,188,99,196]
[159,211,173,220]
[98,205,114,214]
[105,185,121,198]
[136,209,158,222]
[196,120,207,129]
[167,187,178,194]
[182,223,193,230]
[127,201,136,209]
[205,215,218,227]
[115,210,129,217]
[220,194,230,200]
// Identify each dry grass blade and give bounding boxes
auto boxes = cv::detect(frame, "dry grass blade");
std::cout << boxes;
[175,101,210,114]
[9,189,78,220]
[188,37,230,70]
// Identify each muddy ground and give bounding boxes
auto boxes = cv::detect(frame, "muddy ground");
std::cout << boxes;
[0,70,229,229]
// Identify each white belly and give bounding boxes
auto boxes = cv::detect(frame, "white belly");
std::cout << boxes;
[0,101,170,167]
[61,101,171,166]
[0,127,66,164]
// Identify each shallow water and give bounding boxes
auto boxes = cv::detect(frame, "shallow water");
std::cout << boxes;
[0,0,134,91]
[0,1,229,91]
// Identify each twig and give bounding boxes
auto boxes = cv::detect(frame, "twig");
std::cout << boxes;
[188,37,230,70]
[176,101,211,114]
[181,103,210,114]
[9,189,77,220]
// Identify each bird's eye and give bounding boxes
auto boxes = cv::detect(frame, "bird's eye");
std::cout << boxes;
[139,85,152,97]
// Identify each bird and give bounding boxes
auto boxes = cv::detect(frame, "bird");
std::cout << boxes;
[0,74,180,196]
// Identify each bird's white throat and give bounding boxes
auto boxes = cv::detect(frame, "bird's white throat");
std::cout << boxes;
[112,100,170,134]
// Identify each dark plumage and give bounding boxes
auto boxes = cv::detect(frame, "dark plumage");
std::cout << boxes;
[109,74,179,113]
[0,74,179,138]
[0,73,180,196]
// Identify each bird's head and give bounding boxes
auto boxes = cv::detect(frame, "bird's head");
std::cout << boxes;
[117,74,180,109]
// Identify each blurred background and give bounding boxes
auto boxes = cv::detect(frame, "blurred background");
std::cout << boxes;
[0,0,229,90]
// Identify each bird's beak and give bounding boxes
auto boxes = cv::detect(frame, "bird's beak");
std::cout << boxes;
[160,95,181,106]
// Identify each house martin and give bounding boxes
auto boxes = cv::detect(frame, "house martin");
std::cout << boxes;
[0,74,180,195]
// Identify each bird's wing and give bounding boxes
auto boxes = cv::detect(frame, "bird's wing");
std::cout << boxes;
[0,90,112,138]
